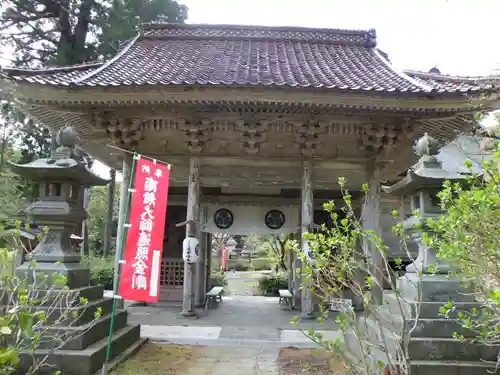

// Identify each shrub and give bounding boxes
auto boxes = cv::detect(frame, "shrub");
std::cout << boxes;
[257,273,288,296]
[220,257,272,271]
[210,272,228,287]
[83,255,114,289]
[0,229,101,375]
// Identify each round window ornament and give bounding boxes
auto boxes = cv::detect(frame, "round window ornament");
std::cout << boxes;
[213,208,234,230]
[265,210,286,230]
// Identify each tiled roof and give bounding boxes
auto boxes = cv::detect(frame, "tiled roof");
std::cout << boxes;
[404,70,496,93]
[1,23,497,95]
[1,63,102,86]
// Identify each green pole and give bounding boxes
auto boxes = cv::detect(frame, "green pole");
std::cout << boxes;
[101,153,138,375]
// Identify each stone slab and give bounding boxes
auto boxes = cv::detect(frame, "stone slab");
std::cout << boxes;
[140,324,221,341]
[280,329,342,347]
[219,326,280,341]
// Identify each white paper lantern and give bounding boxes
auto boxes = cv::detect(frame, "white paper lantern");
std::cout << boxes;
[182,236,200,264]
[302,238,315,265]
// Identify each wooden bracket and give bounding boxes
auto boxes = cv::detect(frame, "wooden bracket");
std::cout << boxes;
[175,219,200,228]
[294,223,321,233]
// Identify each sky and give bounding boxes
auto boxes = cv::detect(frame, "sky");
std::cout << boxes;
[180,0,500,76]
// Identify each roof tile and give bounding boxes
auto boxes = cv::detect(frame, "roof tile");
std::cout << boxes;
[404,70,495,92]
[1,24,497,95]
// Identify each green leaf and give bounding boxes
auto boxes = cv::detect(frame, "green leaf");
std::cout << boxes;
[19,311,35,337]
[0,326,12,335]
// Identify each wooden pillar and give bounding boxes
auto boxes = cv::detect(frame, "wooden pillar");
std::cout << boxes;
[112,156,132,293]
[81,188,90,256]
[181,157,200,316]
[300,160,315,319]
[361,164,383,306]
[288,241,294,292]
[195,228,207,307]
[205,233,212,292]
[103,169,116,257]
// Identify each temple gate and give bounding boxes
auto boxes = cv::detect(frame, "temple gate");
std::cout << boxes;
[1,23,499,317]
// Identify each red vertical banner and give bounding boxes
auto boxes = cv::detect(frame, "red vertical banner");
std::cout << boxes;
[118,158,170,303]
[220,246,228,272]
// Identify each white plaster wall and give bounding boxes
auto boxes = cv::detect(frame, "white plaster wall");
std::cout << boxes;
[203,204,300,235]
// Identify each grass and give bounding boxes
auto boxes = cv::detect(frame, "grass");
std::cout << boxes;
[112,343,202,375]
[277,348,347,375]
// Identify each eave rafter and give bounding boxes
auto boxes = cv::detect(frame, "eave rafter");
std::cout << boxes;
[2,79,489,113]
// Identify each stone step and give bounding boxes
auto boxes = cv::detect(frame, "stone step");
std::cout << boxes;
[410,359,499,375]
[383,291,483,319]
[0,297,114,326]
[36,310,128,350]
[21,324,142,375]
[35,285,106,306]
[94,337,148,375]
[345,327,499,375]
[376,304,481,339]
[364,316,497,363]
[40,297,114,326]
[409,337,498,362]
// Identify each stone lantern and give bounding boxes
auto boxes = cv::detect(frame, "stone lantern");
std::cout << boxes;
[383,133,468,277]
[8,126,143,375]
[10,126,109,287]
[370,134,498,374]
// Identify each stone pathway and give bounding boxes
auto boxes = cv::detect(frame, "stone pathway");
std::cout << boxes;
[225,270,273,296]
[140,324,342,348]
[181,345,281,375]
[120,294,344,375]
[127,295,339,331]
[115,342,345,375]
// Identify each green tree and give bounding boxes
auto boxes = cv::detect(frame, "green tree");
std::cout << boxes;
[0,148,26,222]
[0,0,188,66]
[86,183,120,255]
[1,0,188,212]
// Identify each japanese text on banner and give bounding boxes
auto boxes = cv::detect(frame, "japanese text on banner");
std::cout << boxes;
[118,158,170,303]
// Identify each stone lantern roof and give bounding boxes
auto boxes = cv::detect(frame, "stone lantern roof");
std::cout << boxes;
[8,126,109,186]
[382,133,470,196]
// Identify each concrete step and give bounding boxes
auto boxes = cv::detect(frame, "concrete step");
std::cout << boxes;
[37,310,128,350]
[410,359,499,375]
[409,337,498,362]
[21,324,142,375]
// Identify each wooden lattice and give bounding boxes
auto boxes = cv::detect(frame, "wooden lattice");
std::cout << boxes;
[160,258,184,287]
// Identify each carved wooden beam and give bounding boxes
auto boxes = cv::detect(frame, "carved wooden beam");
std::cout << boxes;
[357,119,416,157]
[178,119,211,154]
[293,120,328,156]
[235,119,268,154]
[94,115,145,149]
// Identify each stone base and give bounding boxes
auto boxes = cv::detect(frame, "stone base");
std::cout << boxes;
[342,279,498,375]
[10,284,145,375]
[16,261,91,289]
[398,272,475,303]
